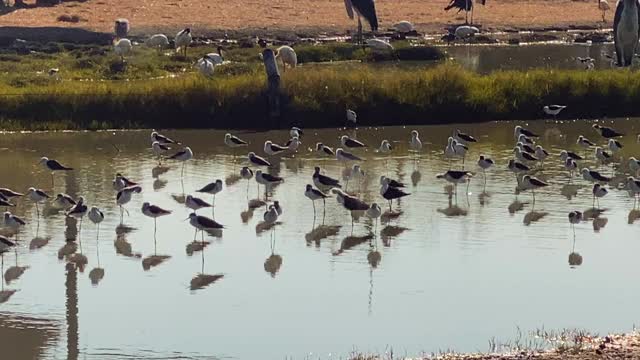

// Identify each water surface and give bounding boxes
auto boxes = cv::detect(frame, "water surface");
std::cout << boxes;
[0,119,639,359]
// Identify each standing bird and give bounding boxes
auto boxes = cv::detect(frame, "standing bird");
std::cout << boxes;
[577,135,596,150]
[380,177,410,212]
[188,213,223,243]
[393,21,414,34]
[454,129,477,145]
[600,0,611,22]
[4,212,26,234]
[26,188,49,218]
[593,124,624,138]
[39,157,73,187]
[55,193,76,210]
[197,179,223,208]
[151,131,180,145]
[316,143,336,157]
[225,133,248,148]
[168,147,193,177]
[366,203,382,234]
[336,148,363,163]
[341,135,366,149]
[565,158,578,179]
[331,188,370,231]
[568,210,583,238]
[116,185,142,220]
[264,141,288,156]
[582,168,611,183]
[196,56,216,78]
[66,197,88,249]
[240,166,254,197]
[146,34,170,50]
[608,138,624,154]
[521,175,548,204]
[186,195,212,213]
[305,184,328,218]
[436,170,473,199]
[444,0,473,24]
[534,145,549,166]
[560,150,584,162]
[313,167,341,192]
[255,170,284,200]
[152,141,171,165]
[275,46,297,72]
[113,173,138,191]
[477,155,494,187]
[409,130,422,153]
[0,188,23,199]
[514,125,539,140]
[114,38,132,62]
[204,46,225,65]
[543,105,567,118]
[88,207,104,240]
[628,157,640,176]
[614,0,640,67]
[142,202,172,236]
[592,184,608,209]
[595,147,613,165]
[248,152,272,167]
[175,28,192,57]
[346,108,358,126]
[344,0,378,44]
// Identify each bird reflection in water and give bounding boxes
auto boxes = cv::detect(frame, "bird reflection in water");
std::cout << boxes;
[411,170,421,187]
[438,188,468,217]
[114,225,141,259]
[380,225,408,247]
[264,230,283,278]
[523,211,548,226]
[628,209,640,224]
[333,234,373,256]
[66,213,87,271]
[29,221,49,250]
[305,222,341,247]
[560,184,580,200]
[88,236,105,286]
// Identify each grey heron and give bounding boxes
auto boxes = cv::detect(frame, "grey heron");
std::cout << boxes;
[613,0,640,67]
[344,0,378,44]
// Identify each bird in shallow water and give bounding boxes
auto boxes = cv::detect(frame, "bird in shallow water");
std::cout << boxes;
[305,184,328,218]
[39,157,73,187]
[582,168,611,183]
[341,135,366,149]
[188,213,223,243]
[592,184,608,209]
[380,177,410,212]
[521,175,548,204]
[168,147,193,177]
[477,155,494,187]
[593,124,624,138]
[514,125,539,140]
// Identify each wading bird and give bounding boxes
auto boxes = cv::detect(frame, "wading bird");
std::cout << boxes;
[113,173,138,191]
[39,157,73,187]
[175,28,192,57]
[336,148,363,163]
[240,166,254,196]
[316,143,336,157]
[568,210,583,237]
[436,170,473,199]
[55,193,76,210]
[147,34,169,50]
[608,139,623,153]
[264,141,288,156]
[380,177,410,212]
[477,155,494,187]
[197,179,223,208]
[535,145,549,165]
[305,184,328,218]
[593,124,624,138]
[393,21,414,34]
[116,185,142,220]
[613,0,640,67]
[205,46,225,65]
[186,195,212,213]
[142,202,172,236]
[582,168,611,183]
[313,167,342,192]
[152,141,171,165]
[514,126,539,140]
[248,152,271,167]
[26,188,49,218]
[168,147,193,177]
[521,175,548,204]
[341,135,366,149]
[346,109,358,126]
[592,184,608,209]
[151,131,180,145]
[255,170,284,200]
[344,0,378,44]
[331,188,369,231]
[88,206,104,240]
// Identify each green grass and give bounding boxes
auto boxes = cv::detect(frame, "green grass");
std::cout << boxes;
[1,42,639,130]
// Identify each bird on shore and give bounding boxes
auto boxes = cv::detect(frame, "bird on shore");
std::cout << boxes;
[305,184,329,217]
[514,126,539,140]
[593,124,624,138]
[204,46,225,65]
[248,152,271,167]
[341,135,366,149]
[365,38,394,51]
[336,148,363,163]
[39,157,73,187]
[168,147,193,177]
[188,213,223,243]
[613,0,639,67]
[175,28,192,57]
[196,56,216,77]
[380,175,404,188]
[114,38,132,62]
[186,195,212,213]
[0,198,13,209]
[142,202,172,235]
[444,0,473,24]
[26,188,49,217]
[380,177,410,212]
[582,168,611,183]
[151,131,180,145]
[344,0,378,44]
[592,184,608,208]
[543,105,566,118]
[454,25,479,40]
[454,129,477,145]
[197,179,223,208]
[275,46,297,72]
[393,21,414,34]
[316,143,336,157]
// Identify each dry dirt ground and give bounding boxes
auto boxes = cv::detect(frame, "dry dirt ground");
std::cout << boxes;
[0,0,615,37]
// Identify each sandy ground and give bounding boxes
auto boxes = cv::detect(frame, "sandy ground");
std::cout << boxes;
[0,0,615,37]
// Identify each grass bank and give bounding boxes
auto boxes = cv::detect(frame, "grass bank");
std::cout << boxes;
[0,42,639,130]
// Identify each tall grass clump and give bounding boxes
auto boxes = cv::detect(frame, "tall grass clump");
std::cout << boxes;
[3,60,640,130]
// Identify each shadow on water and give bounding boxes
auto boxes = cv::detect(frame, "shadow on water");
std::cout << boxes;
[333,234,374,256]
[523,211,549,226]
[305,225,341,247]
[381,225,409,247]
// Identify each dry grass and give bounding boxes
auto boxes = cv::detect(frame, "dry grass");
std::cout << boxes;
[0,0,613,36]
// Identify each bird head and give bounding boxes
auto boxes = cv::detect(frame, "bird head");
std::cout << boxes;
[581,168,590,175]
[522,175,531,182]
[313,166,321,173]
[315,143,324,151]
[187,213,197,221]
[336,148,344,155]
[3,212,10,219]
[593,124,601,130]
[305,184,313,191]
[225,133,231,140]
[27,187,36,193]
[215,179,223,185]
[142,202,150,209]
[38,157,48,165]
[248,152,256,158]
[255,170,263,176]
[340,135,348,143]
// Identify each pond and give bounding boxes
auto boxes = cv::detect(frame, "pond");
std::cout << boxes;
[0,119,639,359]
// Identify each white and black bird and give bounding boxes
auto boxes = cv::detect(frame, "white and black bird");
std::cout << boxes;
[290,127,304,138]
[560,150,584,162]
[454,129,477,144]
[116,185,142,219]
[613,0,640,67]
[409,130,422,152]
[142,202,172,235]
[380,177,410,212]
[113,38,132,62]
[197,179,223,207]
[568,210,583,237]
[341,135,366,149]
[0,235,17,254]
[186,195,212,213]
[225,133,248,148]
[88,206,104,239]
[514,125,539,140]
[436,170,473,196]
[188,213,223,242]
[608,139,623,153]
[514,146,538,163]
[263,205,279,225]
[565,158,578,178]
[592,184,608,208]
[4,211,25,230]
[543,105,567,118]
[196,56,216,78]
[113,173,138,191]
[516,141,535,154]
[0,198,13,209]
[316,143,335,157]
[628,157,640,175]
[248,152,271,167]
[507,159,531,180]
[26,187,49,217]
[175,28,192,57]
[0,188,23,199]
[147,34,170,50]
[577,135,596,149]
[152,141,171,164]
[336,148,363,162]
[593,124,624,138]
[582,168,611,183]
[521,175,548,203]
[275,46,297,71]
[55,193,76,210]
[285,137,302,152]
[151,131,180,145]
[273,201,283,216]
[240,166,254,196]
[477,155,494,186]
[331,188,369,230]
[379,140,392,154]
[264,141,288,156]
[380,175,404,188]
[517,134,534,146]
[313,166,341,191]
[305,184,328,217]
[66,196,88,219]
[255,170,284,198]
[39,157,73,186]
[534,145,549,164]
[595,147,612,164]
[168,147,193,177]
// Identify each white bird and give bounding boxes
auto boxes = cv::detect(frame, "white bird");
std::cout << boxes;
[146,34,169,50]
[4,212,25,230]
[116,185,141,219]
[393,21,414,33]
[346,109,357,125]
[452,139,468,165]
[409,130,422,152]
[592,184,608,208]
[196,56,216,77]
[365,38,394,51]
[264,141,288,156]
[175,28,192,57]
[290,127,303,139]
[608,139,623,153]
[26,187,49,217]
[577,135,596,149]
[114,38,132,61]
[225,133,248,148]
[543,105,566,118]
[455,25,479,39]
[152,141,171,165]
[168,147,193,177]
[275,46,297,72]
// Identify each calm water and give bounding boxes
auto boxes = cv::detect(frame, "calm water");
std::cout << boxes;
[1,120,640,359]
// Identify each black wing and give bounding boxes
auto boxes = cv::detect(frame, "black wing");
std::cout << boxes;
[48,159,73,170]
[251,155,271,166]
[149,205,171,215]
[351,0,378,31]
[0,199,15,207]
[567,151,583,160]
[323,147,335,156]
[345,138,366,148]
[36,189,50,198]
[591,171,611,182]
[262,173,284,182]
[529,177,548,187]
[520,128,539,138]
[388,179,405,188]
[383,186,410,200]
[197,183,217,193]
[343,195,369,211]
[231,136,247,145]
[311,188,328,198]
[447,170,473,179]
[317,173,341,187]
[196,215,223,229]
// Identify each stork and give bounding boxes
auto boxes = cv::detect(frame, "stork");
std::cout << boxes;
[344,0,379,44]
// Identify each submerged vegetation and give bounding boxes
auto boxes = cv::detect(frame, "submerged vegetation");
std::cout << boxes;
[0,41,640,130]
